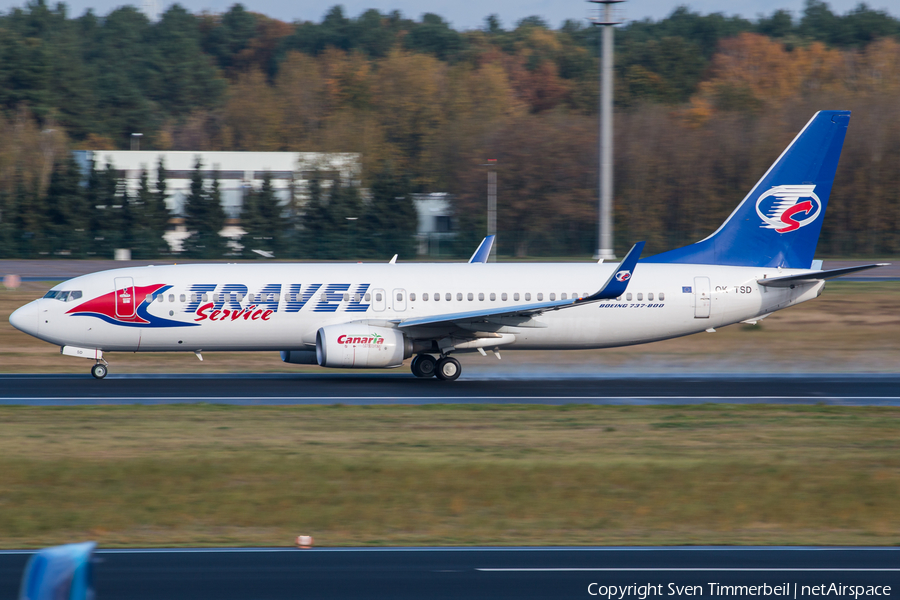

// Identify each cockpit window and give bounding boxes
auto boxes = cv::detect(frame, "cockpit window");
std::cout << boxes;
[43,290,82,302]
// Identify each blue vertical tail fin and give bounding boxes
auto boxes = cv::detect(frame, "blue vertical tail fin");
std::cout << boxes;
[645,111,850,269]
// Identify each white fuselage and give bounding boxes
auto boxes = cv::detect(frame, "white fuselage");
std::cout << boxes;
[18,262,824,354]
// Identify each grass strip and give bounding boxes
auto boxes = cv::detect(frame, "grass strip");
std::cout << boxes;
[0,404,898,547]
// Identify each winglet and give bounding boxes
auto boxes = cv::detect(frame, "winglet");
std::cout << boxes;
[468,235,495,263]
[578,241,645,302]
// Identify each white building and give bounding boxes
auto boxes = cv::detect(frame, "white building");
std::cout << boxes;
[72,151,456,255]
[72,151,361,218]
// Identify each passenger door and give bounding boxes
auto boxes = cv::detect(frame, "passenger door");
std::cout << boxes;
[372,288,386,312]
[694,276,711,318]
[393,288,407,312]
[114,277,136,319]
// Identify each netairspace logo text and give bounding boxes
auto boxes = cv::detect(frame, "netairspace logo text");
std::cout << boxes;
[587,583,892,599]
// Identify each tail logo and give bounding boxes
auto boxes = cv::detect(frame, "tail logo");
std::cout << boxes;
[756,185,822,233]
[615,270,632,282]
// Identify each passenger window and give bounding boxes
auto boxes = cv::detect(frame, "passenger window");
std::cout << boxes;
[502,293,508,301]
[410,293,416,301]
[180,294,185,302]
[659,292,665,301]
[168,294,175,303]
[616,296,622,301]
[434,293,440,302]
[396,292,403,301]
[365,293,371,301]
[457,293,462,301]
[561,293,566,300]
[524,293,531,301]
[550,293,556,301]
[626,293,632,301]
[376,293,383,302]
[478,293,484,301]
[203,294,209,302]
[637,293,643,301]
[648,293,654,301]
[537,293,543,301]
[514,293,520,301]
[423,293,429,301]
[157,295,164,303]
[490,293,496,301]
[467,293,474,301]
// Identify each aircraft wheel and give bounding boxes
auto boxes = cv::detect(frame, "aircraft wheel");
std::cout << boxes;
[435,356,461,381]
[411,354,437,378]
[91,364,108,380]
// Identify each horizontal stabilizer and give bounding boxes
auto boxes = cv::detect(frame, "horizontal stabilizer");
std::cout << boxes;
[758,263,889,287]
[468,235,495,263]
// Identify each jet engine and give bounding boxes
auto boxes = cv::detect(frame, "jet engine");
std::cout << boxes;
[315,325,411,368]
[280,350,317,364]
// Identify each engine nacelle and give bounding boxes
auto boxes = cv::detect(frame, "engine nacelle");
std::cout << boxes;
[280,350,317,364]
[316,325,410,368]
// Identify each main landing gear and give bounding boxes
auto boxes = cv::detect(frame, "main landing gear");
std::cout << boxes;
[91,360,109,380]
[410,354,461,381]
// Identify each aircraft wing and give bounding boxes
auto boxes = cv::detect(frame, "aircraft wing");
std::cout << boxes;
[757,263,890,287]
[468,235,495,263]
[399,242,645,330]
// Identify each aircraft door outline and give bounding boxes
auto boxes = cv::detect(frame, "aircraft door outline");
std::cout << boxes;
[114,277,136,318]
[694,276,711,318]
[372,288,386,312]
[393,289,407,312]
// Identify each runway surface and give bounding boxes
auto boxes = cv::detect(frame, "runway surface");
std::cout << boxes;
[1,373,899,405]
[1,547,898,599]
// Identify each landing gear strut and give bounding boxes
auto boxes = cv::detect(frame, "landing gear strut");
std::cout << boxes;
[411,354,437,378]
[91,363,108,379]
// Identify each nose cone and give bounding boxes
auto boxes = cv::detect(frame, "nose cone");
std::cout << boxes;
[9,301,39,337]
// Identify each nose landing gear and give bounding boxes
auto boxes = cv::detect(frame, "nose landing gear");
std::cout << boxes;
[90,360,109,379]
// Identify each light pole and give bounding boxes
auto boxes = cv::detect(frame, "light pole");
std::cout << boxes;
[590,0,623,260]
[130,133,143,151]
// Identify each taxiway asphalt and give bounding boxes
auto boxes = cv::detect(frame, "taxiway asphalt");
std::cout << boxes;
[1,547,898,599]
[1,373,899,405]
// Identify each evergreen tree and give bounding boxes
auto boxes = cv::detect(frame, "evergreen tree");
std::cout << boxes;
[0,188,16,258]
[182,158,226,258]
[12,169,47,258]
[88,161,122,258]
[299,169,327,259]
[240,172,283,258]
[151,157,171,254]
[361,163,416,259]
[44,153,88,257]
[131,169,161,258]
[297,168,362,259]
